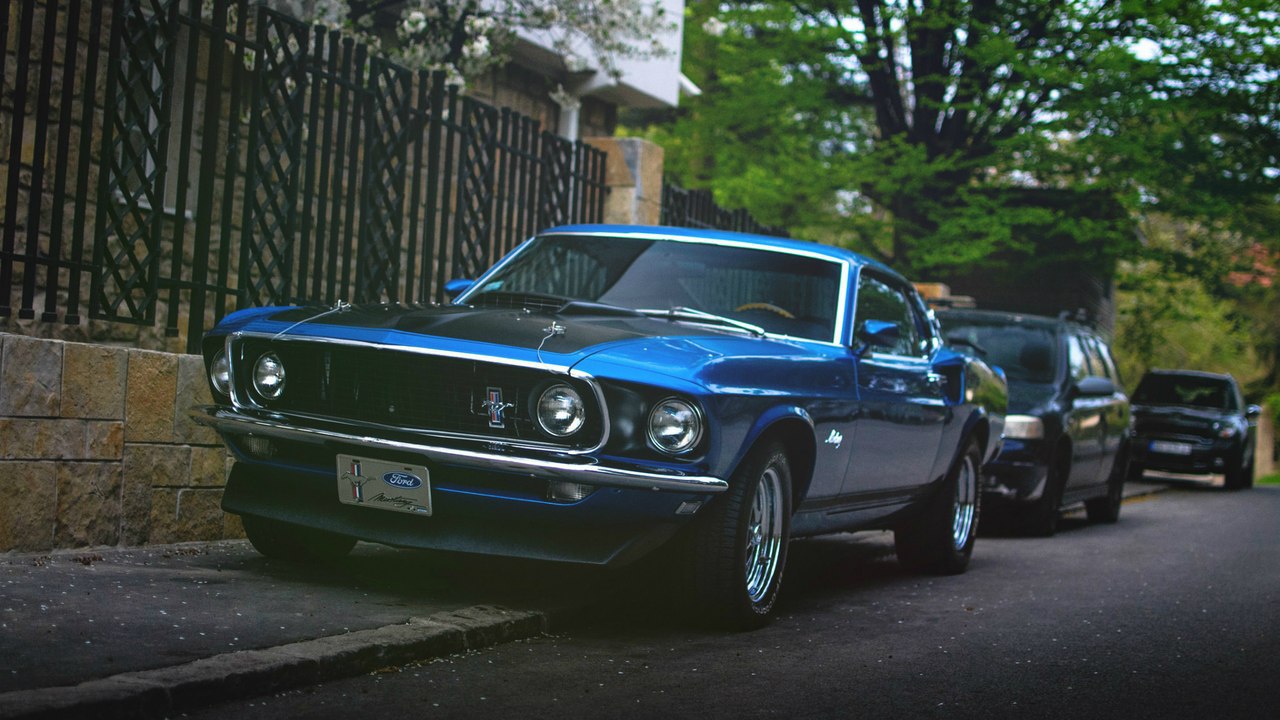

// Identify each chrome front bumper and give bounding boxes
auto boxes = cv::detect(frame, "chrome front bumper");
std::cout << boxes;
[191,405,728,495]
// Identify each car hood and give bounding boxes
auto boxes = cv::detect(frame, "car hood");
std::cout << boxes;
[1132,404,1235,424]
[212,302,839,383]
[1006,381,1060,415]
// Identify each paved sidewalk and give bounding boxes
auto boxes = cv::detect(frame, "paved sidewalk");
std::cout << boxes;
[0,480,1170,720]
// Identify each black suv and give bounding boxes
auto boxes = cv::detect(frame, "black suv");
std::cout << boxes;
[1129,370,1261,490]
[938,310,1130,535]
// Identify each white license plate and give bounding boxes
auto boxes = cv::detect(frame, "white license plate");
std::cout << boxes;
[1150,440,1193,456]
[336,454,432,516]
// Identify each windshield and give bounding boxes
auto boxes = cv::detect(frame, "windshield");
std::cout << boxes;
[1133,375,1235,410]
[466,234,843,342]
[942,320,1060,384]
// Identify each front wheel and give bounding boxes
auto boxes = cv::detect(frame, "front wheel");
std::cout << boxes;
[895,437,981,575]
[241,515,357,561]
[679,442,792,631]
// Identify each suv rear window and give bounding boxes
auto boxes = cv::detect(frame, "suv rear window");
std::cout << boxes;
[943,321,1059,384]
[1133,374,1235,410]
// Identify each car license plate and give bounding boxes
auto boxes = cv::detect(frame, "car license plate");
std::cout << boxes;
[336,454,432,516]
[1149,440,1193,456]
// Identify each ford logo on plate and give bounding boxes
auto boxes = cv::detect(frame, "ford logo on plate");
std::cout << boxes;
[382,471,422,489]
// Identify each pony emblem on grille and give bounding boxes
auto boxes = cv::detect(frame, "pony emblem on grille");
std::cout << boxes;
[480,387,515,428]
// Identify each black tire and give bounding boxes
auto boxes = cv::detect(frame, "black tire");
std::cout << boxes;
[1085,448,1126,524]
[1015,452,1066,537]
[241,514,357,561]
[1224,451,1255,491]
[895,437,981,575]
[679,441,792,631]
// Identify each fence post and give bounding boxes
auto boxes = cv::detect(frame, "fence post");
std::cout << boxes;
[583,137,664,226]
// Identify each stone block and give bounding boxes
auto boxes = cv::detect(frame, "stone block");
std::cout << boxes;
[61,341,127,419]
[123,442,191,488]
[0,417,88,460]
[125,349,178,442]
[0,334,63,417]
[222,511,245,540]
[86,420,124,459]
[189,445,229,487]
[174,353,218,445]
[54,461,122,547]
[149,488,224,544]
[0,461,56,552]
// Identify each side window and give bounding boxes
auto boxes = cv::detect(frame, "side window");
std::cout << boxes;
[855,274,922,357]
[1093,339,1123,387]
[1066,333,1089,382]
[1081,337,1106,379]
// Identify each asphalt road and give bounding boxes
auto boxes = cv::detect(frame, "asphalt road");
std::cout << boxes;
[181,486,1280,720]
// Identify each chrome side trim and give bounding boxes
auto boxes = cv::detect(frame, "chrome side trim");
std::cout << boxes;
[192,406,728,494]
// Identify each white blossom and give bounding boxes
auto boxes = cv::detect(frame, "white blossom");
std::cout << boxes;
[702,17,727,37]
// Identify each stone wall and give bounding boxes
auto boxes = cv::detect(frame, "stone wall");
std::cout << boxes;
[0,334,238,552]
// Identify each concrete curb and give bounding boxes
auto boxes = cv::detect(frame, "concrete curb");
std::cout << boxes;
[0,605,547,720]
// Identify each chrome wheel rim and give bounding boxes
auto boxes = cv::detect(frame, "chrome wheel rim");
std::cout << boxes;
[744,466,785,603]
[951,454,978,551]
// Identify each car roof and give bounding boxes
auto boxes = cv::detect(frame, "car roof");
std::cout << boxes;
[542,224,905,282]
[936,308,1070,332]
[1141,368,1237,383]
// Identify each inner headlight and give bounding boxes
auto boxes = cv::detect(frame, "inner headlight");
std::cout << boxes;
[648,398,703,454]
[1004,414,1044,440]
[252,353,286,400]
[209,350,231,397]
[536,384,585,437]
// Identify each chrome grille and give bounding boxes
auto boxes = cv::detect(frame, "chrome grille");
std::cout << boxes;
[231,337,602,449]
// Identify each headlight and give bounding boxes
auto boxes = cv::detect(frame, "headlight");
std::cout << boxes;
[536,384,585,437]
[1215,422,1238,439]
[252,353,286,399]
[1004,414,1044,440]
[648,398,703,454]
[209,350,231,397]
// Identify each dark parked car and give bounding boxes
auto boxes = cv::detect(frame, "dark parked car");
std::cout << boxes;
[1129,369,1261,489]
[938,309,1130,535]
[194,224,1006,629]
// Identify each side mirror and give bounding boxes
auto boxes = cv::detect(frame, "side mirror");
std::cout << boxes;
[444,278,474,301]
[856,320,901,351]
[1075,375,1115,397]
[1246,404,1263,419]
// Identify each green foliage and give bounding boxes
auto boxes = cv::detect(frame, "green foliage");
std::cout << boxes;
[316,0,673,87]
[1110,214,1271,391]
[631,0,1280,278]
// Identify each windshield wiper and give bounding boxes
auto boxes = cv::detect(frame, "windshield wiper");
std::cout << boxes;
[637,306,766,337]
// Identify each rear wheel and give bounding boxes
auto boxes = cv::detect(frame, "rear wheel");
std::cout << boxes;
[680,441,792,631]
[895,437,981,575]
[241,515,357,561]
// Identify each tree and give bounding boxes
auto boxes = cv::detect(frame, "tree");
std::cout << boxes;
[315,0,674,88]
[636,0,1280,277]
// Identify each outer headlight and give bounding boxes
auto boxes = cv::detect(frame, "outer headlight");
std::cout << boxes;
[648,398,703,454]
[1003,414,1044,440]
[1214,422,1238,439]
[209,350,231,397]
[536,384,585,437]
[252,353,286,400]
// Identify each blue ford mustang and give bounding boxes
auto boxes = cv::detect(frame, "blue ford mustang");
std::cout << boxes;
[194,225,1006,629]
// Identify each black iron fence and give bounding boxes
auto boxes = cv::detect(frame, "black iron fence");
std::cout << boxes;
[660,184,788,238]
[2,0,606,352]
